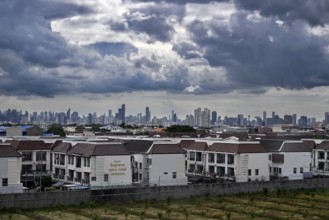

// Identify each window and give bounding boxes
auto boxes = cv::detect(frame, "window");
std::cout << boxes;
[22,165,32,174]
[147,158,152,166]
[76,157,81,168]
[278,168,282,174]
[36,164,46,172]
[217,154,225,163]
[300,167,303,173]
[68,156,74,165]
[196,152,202,162]
[269,167,272,173]
[22,152,32,161]
[83,158,90,167]
[319,151,325,160]
[59,154,65,165]
[269,154,272,160]
[227,167,235,176]
[189,152,195,160]
[227,154,234,165]
[172,172,177,179]
[36,151,46,161]
[318,162,325,170]
[91,177,96,181]
[2,178,8,186]
[139,174,142,180]
[208,153,215,163]
[164,172,168,175]
[293,168,297,174]
[189,164,195,172]
[255,169,259,176]
[248,169,252,176]
[139,163,142,169]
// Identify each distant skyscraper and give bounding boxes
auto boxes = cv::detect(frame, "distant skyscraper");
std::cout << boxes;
[237,114,244,127]
[211,111,217,125]
[325,112,329,125]
[194,107,210,127]
[145,107,151,123]
[263,111,266,126]
[299,115,308,127]
[121,104,125,123]
[292,114,297,126]
[66,108,71,124]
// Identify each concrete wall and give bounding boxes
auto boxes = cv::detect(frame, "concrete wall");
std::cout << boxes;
[1,178,329,209]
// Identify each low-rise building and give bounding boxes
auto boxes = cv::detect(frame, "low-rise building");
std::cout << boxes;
[146,143,187,186]
[9,140,52,188]
[313,140,329,176]
[262,140,313,180]
[0,143,23,194]
[52,142,132,188]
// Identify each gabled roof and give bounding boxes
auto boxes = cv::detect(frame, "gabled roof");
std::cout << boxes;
[303,140,316,150]
[68,143,130,157]
[316,140,329,150]
[259,140,284,152]
[123,140,153,153]
[52,142,72,153]
[208,142,267,153]
[179,140,195,149]
[279,142,312,152]
[50,140,63,150]
[148,144,185,154]
[0,144,21,157]
[9,140,51,151]
[186,142,208,151]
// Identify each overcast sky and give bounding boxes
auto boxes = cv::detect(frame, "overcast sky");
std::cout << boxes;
[1,0,329,119]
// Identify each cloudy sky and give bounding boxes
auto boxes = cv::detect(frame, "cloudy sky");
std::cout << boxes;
[1,0,329,120]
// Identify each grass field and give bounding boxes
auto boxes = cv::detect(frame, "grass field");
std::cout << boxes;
[1,188,329,219]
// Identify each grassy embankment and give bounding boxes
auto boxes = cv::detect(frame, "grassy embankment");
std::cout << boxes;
[1,188,329,219]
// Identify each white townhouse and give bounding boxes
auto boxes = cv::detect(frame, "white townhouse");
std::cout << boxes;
[0,143,23,194]
[122,140,153,185]
[146,143,187,186]
[52,142,132,188]
[313,140,329,176]
[185,142,208,175]
[205,141,270,182]
[9,140,52,188]
[261,140,313,180]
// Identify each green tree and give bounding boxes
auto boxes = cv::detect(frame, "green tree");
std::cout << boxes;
[46,124,66,137]
[165,125,196,133]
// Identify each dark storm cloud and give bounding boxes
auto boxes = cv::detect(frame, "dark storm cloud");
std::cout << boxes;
[6,0,94,20]
[234,0,329,26]
[132,0,228,5]
[87,42,138,57]
[183,12,329,92]
[0,0,190,97]
[121,4,185,42]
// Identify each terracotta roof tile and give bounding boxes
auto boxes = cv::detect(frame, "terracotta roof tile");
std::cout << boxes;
[208,142,267,153]
[0,144,21,157]
[317,140,329,150]
[187,142,208,151]
[148,144,185,154]
[179,140,195,149]
[9,140,51,151]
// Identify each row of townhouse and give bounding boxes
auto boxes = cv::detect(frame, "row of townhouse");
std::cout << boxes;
[182,138,326,182]
[51,140,187,188]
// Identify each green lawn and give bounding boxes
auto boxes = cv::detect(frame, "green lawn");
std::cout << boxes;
[1,188,329,219]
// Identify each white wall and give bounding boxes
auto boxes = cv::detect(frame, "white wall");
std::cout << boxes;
[149,154,187,186]
[235,153,270,182]
[272,152,312,180]
[0,157,23,194]
[93,155,132,186]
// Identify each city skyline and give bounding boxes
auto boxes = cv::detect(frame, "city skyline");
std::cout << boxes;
[1,1,329,120]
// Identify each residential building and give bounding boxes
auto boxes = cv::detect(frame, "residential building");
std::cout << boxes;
[10,140,51,188]
[52,142,132,188]
[261,140,312,180]
[205,141,270,182]
[313,140,329,176]
[0,143,23,194]
[146,143,187,186]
